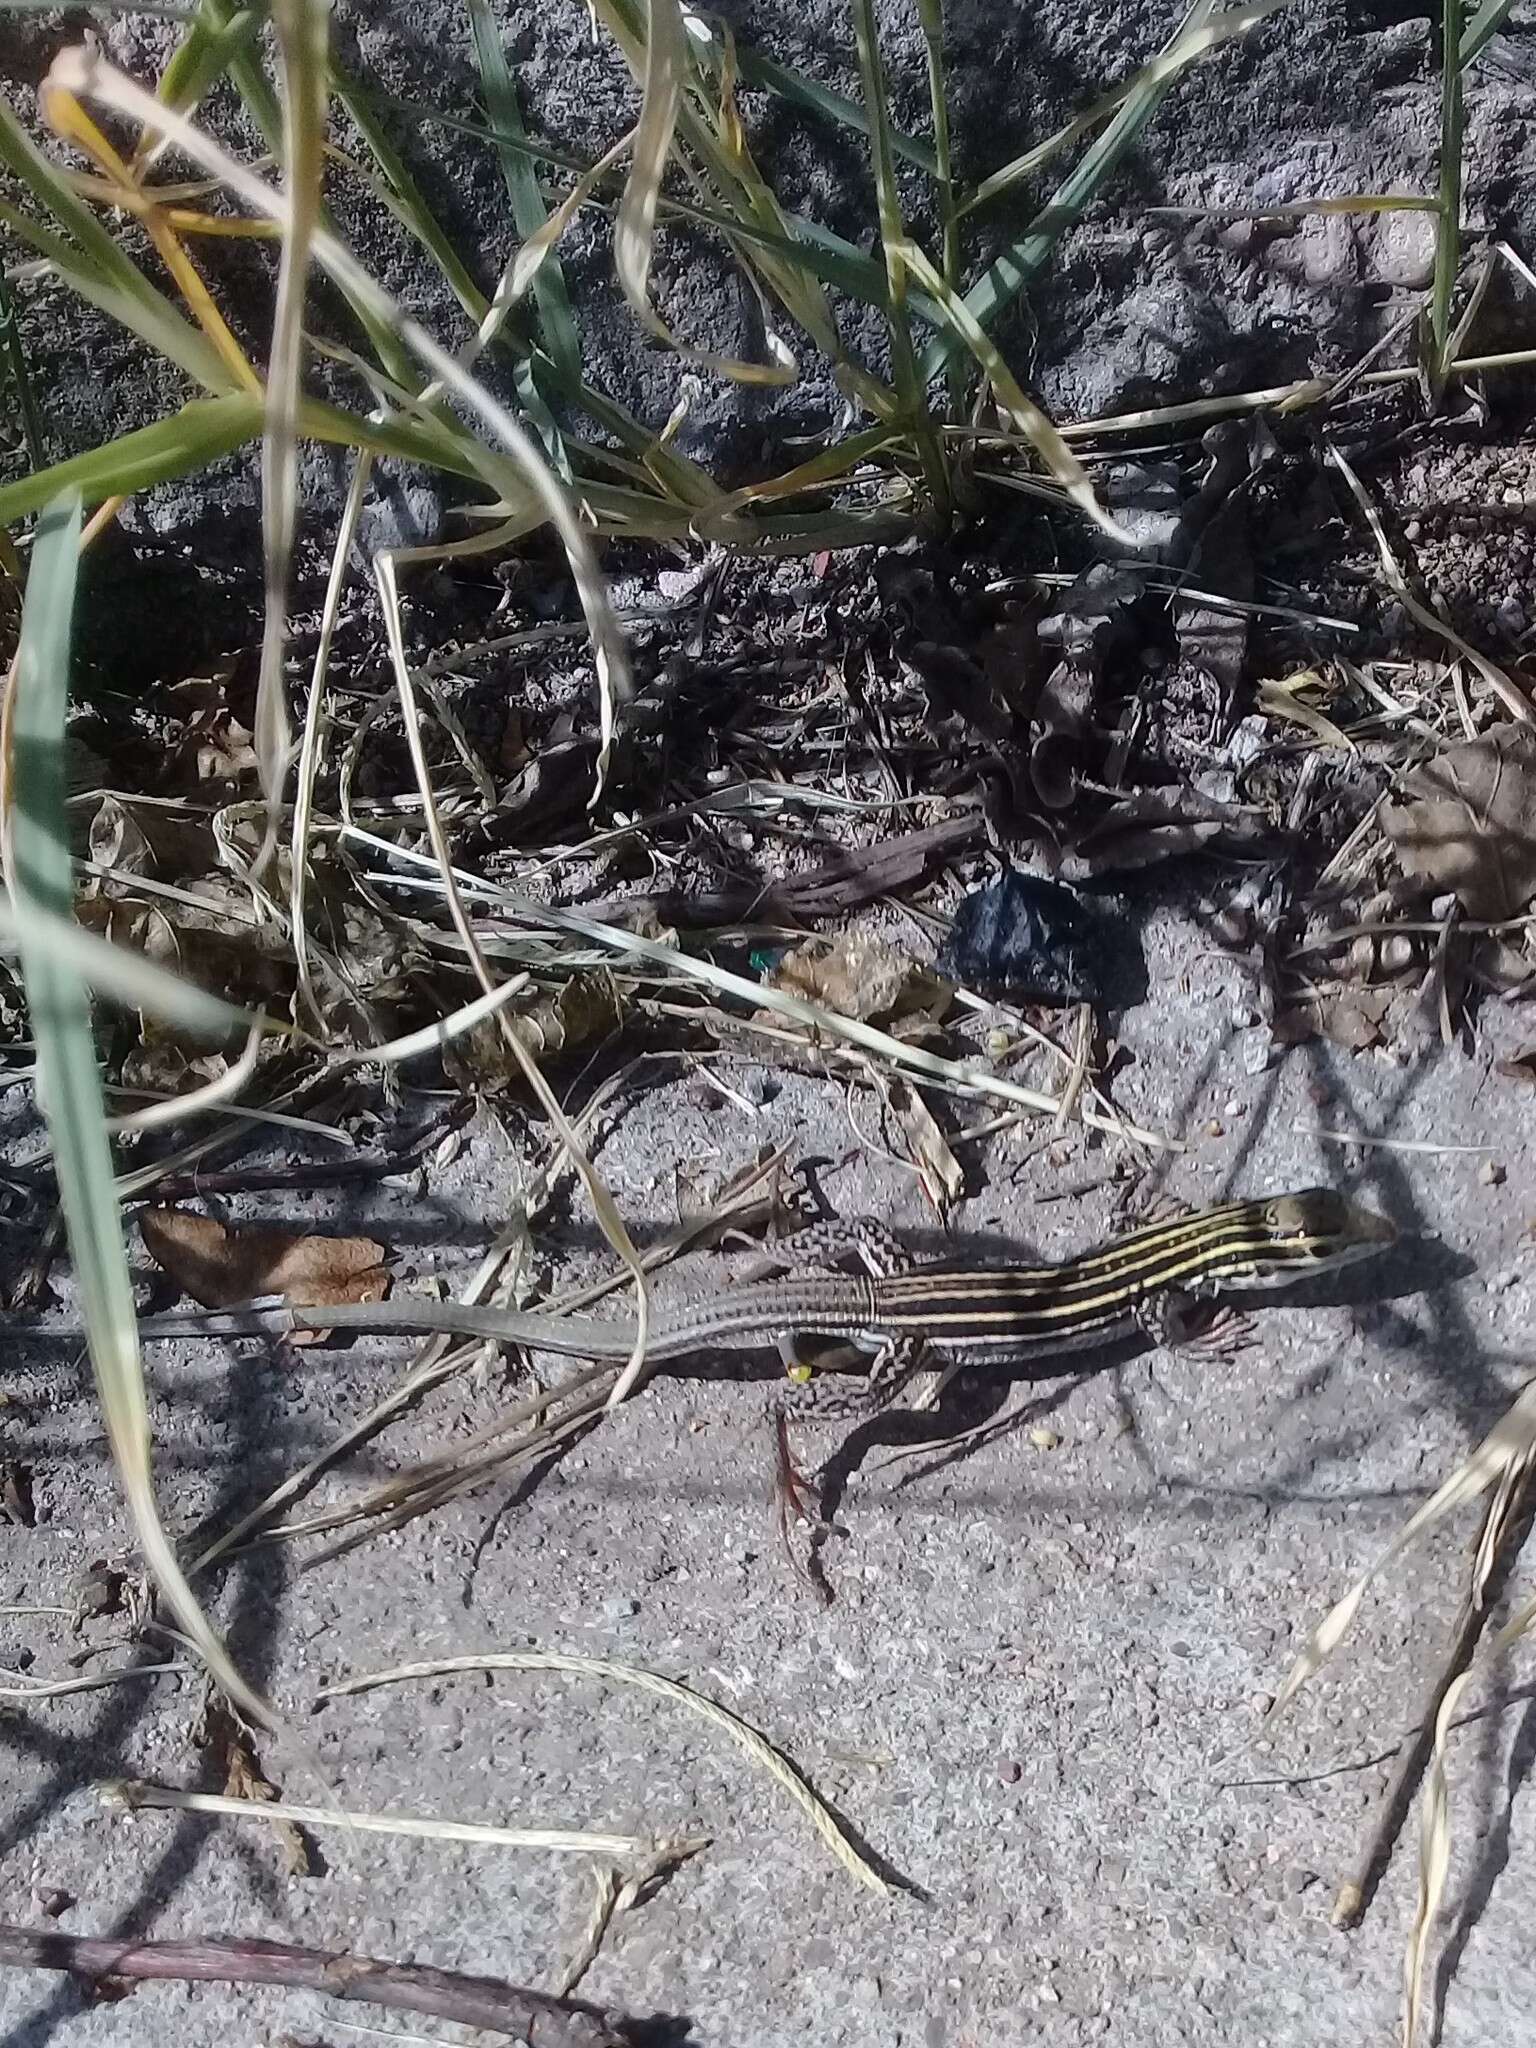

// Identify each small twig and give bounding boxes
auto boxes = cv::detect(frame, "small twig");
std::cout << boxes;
[0,1661,186,1702]
[104,1778,692,1863]
[233,1150,793,1560]
[773,1406,834,1609]
[0,1921,631,2046]
[553,1863,622,1999]
[139,1097,473,1201]
[1296,1122,1495,1156]
[1332,1466,1536,1931]
[319,1651,896,1895]
[1053,1001,1094,1133]
[1327,440,1533,723]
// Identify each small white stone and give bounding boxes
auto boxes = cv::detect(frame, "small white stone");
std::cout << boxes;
[1367,210,1437,289]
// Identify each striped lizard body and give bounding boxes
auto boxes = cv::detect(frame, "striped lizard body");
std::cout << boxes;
[122,1188,1396,1372]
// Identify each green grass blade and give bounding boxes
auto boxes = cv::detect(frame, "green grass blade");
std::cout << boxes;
[467,0,582,385]
[9,491,276,1732]
[914,0,960,403]
[172,0,284,145]
[255,0,329,832]
[0,390,500,527]
[1460,0,1518,67]
[366,85,920,321]
[1432,0,1465,379]
[0,192,239,393]
[594,0,870,387]
[180,0,424,397]
[0,395,265,522]
[612,0,685,339]
[962,0,1287,219]
[0,97,240,391]
[0,260,46,469]
[924,0,1225,379]
[155,4,262,122]
[850,0,947,503]
[331,67,490,321]
[730,44,936,174]
[895,236,1123,537]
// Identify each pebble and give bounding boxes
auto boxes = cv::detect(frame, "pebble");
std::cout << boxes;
[1366,209,1436,288]
[1479,1159,1507,1187]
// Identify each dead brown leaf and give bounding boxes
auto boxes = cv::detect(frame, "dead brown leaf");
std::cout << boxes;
[1496,1048,1536,1086]
[445,971,622,1092]
[1062,788,1259,878]
[198,1696,311,1877]
[769,932,951,1035]
[161,667,260,788]
[141,1209,388,1343]
[1381,722,1536,921]
[888,1081,963,1213]
[1279,987,1394,1052]
[85,795,153,882]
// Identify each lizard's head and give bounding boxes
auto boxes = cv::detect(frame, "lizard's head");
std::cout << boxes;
[1258,1188,1398,1269]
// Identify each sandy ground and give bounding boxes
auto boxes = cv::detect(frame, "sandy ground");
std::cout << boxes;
[6,900,1536,2048]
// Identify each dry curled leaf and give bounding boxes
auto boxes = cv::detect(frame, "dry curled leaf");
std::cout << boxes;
[888,1080,963,1214]
[1257,669,1353,750]
[198,1696,311,1877]
[1381,722,1536,921]
[446,971,622,1092]
[141,1209,388,1344]
[1061,788,1263,879]
[1276,987,1393,1052]
[770,931,947,1027]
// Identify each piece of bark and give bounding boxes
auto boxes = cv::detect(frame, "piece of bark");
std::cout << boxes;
[0,1924,632,2046]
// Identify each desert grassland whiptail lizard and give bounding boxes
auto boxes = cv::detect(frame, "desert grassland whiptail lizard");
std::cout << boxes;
[117,1188,1399,1406]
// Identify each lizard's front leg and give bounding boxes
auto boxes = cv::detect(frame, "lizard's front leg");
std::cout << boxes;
[1135,1289,1254,1360]
[760,1219,931,1414]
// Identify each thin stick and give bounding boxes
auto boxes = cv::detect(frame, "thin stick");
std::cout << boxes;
[1054,1001,1094,1133]
[1297,1123,1496,1156]
[104,1778,692,1862]
[1333,1458,1536,1949]
[0,1921,629,2047]
[320,1651,894,1895]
